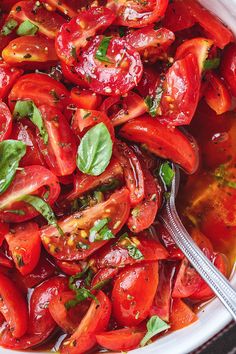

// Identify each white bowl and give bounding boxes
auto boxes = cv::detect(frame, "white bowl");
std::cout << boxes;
[1,1,236,354]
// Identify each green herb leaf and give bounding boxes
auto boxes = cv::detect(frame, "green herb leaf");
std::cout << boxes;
[0,140,26,194]
[1,19,18,36]
[22,195,63,235]
[118,233,144,260]
[65,287,98,310]
[145,85,163,117]
[159,162,174,188]
[15,254,25,267]
[89,218,115,242]
[77,122,113,176]
[214,164,236,189]
[95,36,112,63]
[140,316,170,347]
[13,100,48,144]
[16,20,38,36]
[69,266,90,291]
[5,209,25,215]
[203,58,220,71]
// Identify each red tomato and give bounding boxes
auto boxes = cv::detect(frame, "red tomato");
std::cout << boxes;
[162,0,195,32]
[37,105,77,176]
[9,73,69,111]
[61,62,89,88]
[91,267,119,288]
[127,164,161,233]
[0,15,16,54]
[71,108,115,140]
[170,298,198,330]
[107,0,168,28]
[95,235,168,268]
[160,54,201,125]
[0,222,9,246]
[221,44,236,96]
[114,140,145,206]
[10,0,65,39]
[41,0,77,18]
[135,64,161,98]
[204,72,231,115]
[41,188,131,260]
[155,222,184,260]
[184,0,233,49]
[70,88,102,110]
[101,92,147,127]
[1,0,21,11]
[119,116,199,174]
[2,36,58,68]
[0,273,28,338]
[5,222,41,276]
[96,327,146,351]
[65,158,123,201]
[60,291,111,354]
[0,63,23,100]
[54,259,82,276]
[112,262,159,326]
[0,252,13,269]
[74,35,143,96]
[0,165,60,223]
[55,7,116,65]
[0,101,12,142]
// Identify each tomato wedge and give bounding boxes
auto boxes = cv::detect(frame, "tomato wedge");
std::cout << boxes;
[170,298,198,330]
[155,222,184,260]
[119,115,199,174]
[60,291,111,354]
[221,43,236,97]
[41,0,77,18]
[0,101,12,142]
[91,267,119,288]
[0,222,9,247]
[112,262,159,326]
[74,35,143,96]
[54,260,82,276]
[0,63,23,100]
[163,0,195,32]
[41,188,131,260]
[70,88,102,110]
[5,222,41,275]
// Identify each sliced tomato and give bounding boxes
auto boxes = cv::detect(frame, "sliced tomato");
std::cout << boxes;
[0,101,12,142]
[0,273,28,338]
[60,291,111,354]
[2,36,58,68]
[65,158,123,201]
[0,252,14,269]
[0,222,9,247]
[9,73,69,111]
[70,88,102,110]
[119,115,199,174]
[221,43,236,96]
[0,15,16,54]
[0,63,23,100]
[154,222,184,260]
[114,140,145,206]
[96,327,146,351]
[0,165,60,223]
[74,35,143,96]
[107,0,168,27]
[184,0,233,49]
[101,92,147,127]
[10,0,65,39]
[5,222,41,276]
[54,259,82,276]
[41,188,131,260]
[95,235,168,268]
[204,72,231,115]
[170,298,198,330]
[61,62,90,88]
[127,164,161,233]
[71,108,115,140]
[160,53,201,125]
[1,0,22,11]
[91,267,119,288]
[162,0,195,32]
[136,64,161,98]
[55,7,116,65]
[41,0,77,18]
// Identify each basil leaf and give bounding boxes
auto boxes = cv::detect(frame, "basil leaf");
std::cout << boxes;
[17,20,38,36]
[145,85,163,117]
[65,287,98,310]
[69,266,90,291]
[159,162,174,188]
[203,58,220,71]
[140,316,170,347]
[77,122,113,176]
[118,233,144,260]
[89,218,115,242]
[0,140,26,194]
[1,19,18,36]
[95,36,112,63]
[22,195,63,235]
[13,100,48,144]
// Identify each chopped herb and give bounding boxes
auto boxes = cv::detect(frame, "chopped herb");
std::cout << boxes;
[93,190,104,203]
[1,19,18,36]
[89,218,115,242]
[118,233,144,260]
[145,85,163,117]
[65,288,98,310]
[5,209,25,215]
[140,316,170,347]
[203,58,220,71]
[17,20,38,36]
[159,162,174,188]
[15,254,25,267]
[95,36,112,63]
[71,46,77,60]
[49,89,60,103]
[214,165,236,189]
[82,112,91,119]
[127,244,143,260]
[76,241,89,250]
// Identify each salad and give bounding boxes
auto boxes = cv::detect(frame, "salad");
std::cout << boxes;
[0,0,235,353]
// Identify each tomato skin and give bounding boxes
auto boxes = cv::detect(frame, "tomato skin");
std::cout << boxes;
[41,188,131,260]
[70,88,102,110]
[61,62,90,88]
[0,273,28,338]
[61,291,112,354]
[56,7,116,65]
[170,298,198,330]
[163,0,195,32]
[54,260,82,276]
[0,101,12,142]
[0,222,9,247]
[96,327,146,351]
[154,222,184,260]
[221,43,236,97]
[91,267,119,288]
[0,63,23,100]
[136,64,160,98]
[5,222,41,276]
[0,165,60,223]
[9,73,69,111]
[119,115,199,174]
[112,262,159,326]
[41,0,77,18]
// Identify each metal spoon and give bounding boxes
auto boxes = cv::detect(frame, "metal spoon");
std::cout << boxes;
[159,164,236,321]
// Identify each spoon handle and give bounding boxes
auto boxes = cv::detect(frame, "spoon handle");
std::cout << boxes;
[160,197,236,322]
